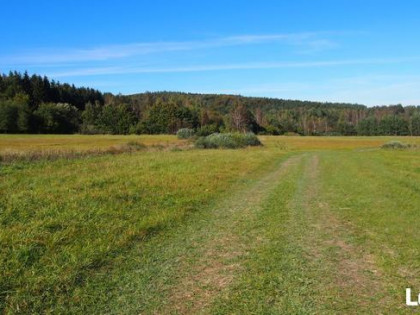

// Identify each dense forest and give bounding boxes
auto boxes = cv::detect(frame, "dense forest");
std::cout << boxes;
[1,71,420,135]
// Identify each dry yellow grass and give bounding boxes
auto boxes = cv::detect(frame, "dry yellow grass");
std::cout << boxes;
[0,134,184,153]
[0,134,189,163]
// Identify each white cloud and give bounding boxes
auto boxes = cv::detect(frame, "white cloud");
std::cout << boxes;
[1,32,337,65]
[45,57,420,77]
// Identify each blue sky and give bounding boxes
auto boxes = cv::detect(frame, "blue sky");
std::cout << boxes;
[1,0,420,105]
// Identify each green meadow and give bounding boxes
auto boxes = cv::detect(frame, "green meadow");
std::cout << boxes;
[1,135,419,314]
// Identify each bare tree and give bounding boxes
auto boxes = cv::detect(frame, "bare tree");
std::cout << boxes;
[231,102,249,132]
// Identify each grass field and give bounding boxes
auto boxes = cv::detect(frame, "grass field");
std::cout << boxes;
[1,135,419,313]
[0,134,190,163]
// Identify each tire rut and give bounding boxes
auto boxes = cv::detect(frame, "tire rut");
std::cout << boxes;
[164,155,303,314]
[302,154,390,312]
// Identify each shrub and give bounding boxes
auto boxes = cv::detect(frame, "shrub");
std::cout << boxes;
[195,132,262,149]
[232,132,262,147]
[265,125,281,135]
[196,124,219,136]
[176,128,195,139]
[381,141,411,149]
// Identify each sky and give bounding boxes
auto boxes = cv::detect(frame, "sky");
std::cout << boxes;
[1,0,420,106]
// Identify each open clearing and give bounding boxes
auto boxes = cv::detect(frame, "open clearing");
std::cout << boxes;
[1,135,419,313]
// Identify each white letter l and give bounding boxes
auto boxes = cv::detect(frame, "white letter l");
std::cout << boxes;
[406,288,419,306]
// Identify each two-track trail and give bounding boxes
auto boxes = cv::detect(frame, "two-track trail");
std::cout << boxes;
[162,154,303,314]
[94,153,389,314]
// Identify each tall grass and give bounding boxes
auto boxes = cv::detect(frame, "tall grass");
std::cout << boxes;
[0,134,183,153]
[0,135,191,164]
[0,142,147,164]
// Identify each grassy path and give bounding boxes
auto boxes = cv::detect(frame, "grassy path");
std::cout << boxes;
[72,151,415,314]
[208,153,400,314]
[80,153,303,314]
[163,155,303,313]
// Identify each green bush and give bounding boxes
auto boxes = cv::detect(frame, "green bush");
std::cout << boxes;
[176,128,195,139]
[195,132,262,149]
[381,141,411,149]
[196,124,220,136]
[265,125,281,135]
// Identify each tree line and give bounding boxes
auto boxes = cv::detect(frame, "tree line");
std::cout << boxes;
[1,71,420,135]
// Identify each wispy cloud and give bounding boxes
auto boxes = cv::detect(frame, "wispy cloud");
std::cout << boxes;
[2,32,337,66]
[46,56,420,77]
[220,74,420,106]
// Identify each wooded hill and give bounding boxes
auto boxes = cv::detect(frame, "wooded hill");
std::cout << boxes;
[1,71,420,135]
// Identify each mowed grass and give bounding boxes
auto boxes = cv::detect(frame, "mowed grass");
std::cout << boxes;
[210,150,420,314]
[0,141,285,313]
[318,150,420,305]
[1,134,419,313]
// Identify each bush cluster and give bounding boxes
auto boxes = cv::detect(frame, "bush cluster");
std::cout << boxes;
[381,141,411,149]
[195,132,262,149]
[195,124,220,136]
[176,128,195,139]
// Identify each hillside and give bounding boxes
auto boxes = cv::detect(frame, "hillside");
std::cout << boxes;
[1,72,420,135]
